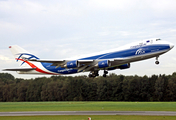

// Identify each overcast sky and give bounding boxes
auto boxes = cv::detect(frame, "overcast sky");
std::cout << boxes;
[0,0,176,79]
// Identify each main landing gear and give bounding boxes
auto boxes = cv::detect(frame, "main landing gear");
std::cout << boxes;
[89,70,99,78]
[103,70,108,77]
[155,56,159,65]
[88,70,108,78]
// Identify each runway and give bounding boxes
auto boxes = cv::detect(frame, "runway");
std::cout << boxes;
[0,111,176,116]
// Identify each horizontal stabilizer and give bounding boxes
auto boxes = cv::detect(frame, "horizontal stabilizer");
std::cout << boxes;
[3,68,36,71]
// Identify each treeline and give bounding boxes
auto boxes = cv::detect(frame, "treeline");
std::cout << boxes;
[0,72,176,102]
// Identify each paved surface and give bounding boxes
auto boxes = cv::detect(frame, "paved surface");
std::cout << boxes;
[0,111,176,116]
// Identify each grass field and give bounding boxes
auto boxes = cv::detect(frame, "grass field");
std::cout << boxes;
[1,102,176,120]
[0,102,176,112]
[1,115,176,120]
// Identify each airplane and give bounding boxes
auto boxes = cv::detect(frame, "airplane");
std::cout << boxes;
[3,38,174,78]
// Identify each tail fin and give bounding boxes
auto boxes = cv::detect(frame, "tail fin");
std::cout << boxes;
[9,45,39,67]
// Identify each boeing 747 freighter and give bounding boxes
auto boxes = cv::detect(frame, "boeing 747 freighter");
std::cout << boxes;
[3,38,174,77]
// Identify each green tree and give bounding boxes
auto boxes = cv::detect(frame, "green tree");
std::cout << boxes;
[17,81,28,101]
[166,73,176,101]
[154,77,165,101]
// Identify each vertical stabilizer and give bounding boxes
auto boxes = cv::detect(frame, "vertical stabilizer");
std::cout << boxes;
[9,45,39,68]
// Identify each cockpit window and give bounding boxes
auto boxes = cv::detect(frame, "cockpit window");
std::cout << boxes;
[156,39,161,41]
[146,40,150,43]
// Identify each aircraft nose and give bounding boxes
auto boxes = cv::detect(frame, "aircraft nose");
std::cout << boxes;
[170,43,174,49]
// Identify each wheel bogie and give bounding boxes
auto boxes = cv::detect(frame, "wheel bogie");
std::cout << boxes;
[88,70,108,78]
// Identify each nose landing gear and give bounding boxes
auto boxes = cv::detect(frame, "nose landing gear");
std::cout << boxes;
[155,56,159,65]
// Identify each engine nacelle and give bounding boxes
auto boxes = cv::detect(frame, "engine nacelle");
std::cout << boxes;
[65,60,80,68]
[98,60,111,68]
[118,63,130,70]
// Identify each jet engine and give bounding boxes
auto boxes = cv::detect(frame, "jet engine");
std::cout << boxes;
[98,60,111,68]
[64,60,80,68]
[118,63,130,70]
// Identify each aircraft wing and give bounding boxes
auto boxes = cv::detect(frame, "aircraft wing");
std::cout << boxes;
[29,59,66,66]
[29,58,126,63]
[29,59,94,67]
[113,57,130,61]
[3,68,36,71]
[28,58,129,72]
[29,58,128,66]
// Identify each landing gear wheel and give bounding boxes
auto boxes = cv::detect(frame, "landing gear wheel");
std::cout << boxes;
[103,70,108,77]
[155,61,159,65]
[104,71,108,74]
[95,71,99,76]
[88,74,93,78]
[89,74,96,78]
[88,70,99,78]
[103,74,107,77]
